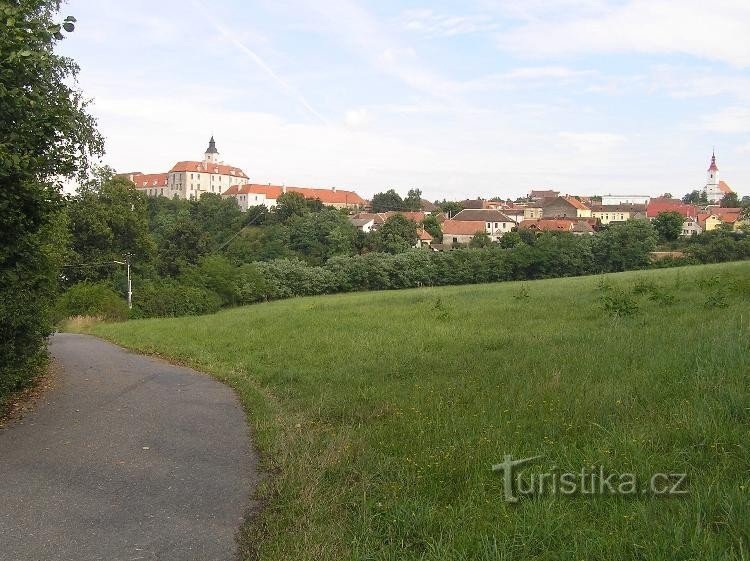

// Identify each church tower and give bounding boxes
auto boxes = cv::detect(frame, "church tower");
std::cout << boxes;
[204,136,219,164]
[704,151,722,202]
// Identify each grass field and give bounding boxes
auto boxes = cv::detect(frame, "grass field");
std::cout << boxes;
[87,262,750,560]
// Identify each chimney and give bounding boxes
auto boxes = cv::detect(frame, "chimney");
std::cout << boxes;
[332,186,336,192]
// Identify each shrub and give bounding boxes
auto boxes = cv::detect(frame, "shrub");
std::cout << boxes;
[131,281,222,318]
[55,282,129,322]
[601,289,639,317]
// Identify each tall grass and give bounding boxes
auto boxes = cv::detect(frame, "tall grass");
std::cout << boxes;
[89,262,750,560]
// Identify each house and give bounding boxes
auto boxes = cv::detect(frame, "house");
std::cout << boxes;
[502,208,525,225]
[601,195,650,206]
[590,203,648,225]
[415,229,433,248]
[459,198,506,210]
[520,219,574,233]
[542,196,592,218]
[125,137,248,200]
[681,217,703,236]
[223,183,366,211]
[349,217,377,233]
[452,209,516,236]
[420,199,438,213]
[442,220,488,246]
[529,189,559,201]
[697,208,743,232]
[646,198,698,219]
[442,209,516,246]
[703,152,736,204]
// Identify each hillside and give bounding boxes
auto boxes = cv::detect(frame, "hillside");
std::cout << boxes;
[89,262,750,561]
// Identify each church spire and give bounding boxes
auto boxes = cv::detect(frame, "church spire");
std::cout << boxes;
[708,150,718,172]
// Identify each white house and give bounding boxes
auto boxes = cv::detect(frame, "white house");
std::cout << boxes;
[601,195,650,206]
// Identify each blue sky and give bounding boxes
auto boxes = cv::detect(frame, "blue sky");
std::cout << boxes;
[58,0,750,200]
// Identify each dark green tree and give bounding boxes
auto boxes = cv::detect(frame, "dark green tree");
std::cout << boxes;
[469,232,492,248]
[652,211,684,241]
[422,214,443,242]
[371,189,405,212]
[403,188,422,211]
[274,192,308,222]
[1,2,103,396]
[682,190,707,204]
[720,192,740,208]
[371,214,418,254]
[591,220,657,272]
[436,200,463,217]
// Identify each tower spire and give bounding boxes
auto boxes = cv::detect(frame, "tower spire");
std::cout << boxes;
[708,150,718,172]
[204,136,219,163]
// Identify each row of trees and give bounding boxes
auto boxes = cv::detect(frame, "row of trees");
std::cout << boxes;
[1,2,103,399]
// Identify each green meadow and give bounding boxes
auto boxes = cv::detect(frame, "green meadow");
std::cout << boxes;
[88,262,750,560]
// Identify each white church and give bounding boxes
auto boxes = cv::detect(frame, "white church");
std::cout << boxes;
[703,152,735,203]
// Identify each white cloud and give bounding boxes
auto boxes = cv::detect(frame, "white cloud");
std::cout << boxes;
[398,9,498,37]
[344,108,371,128]
[699,107,750,133]
[496,0,750,67]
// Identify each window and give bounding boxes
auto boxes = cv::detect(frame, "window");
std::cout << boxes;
[494,222,498,228]
[453,237,458,243]
[486,222,491,228]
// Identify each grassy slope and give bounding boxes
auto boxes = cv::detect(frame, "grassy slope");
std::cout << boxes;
[89,262,750,561]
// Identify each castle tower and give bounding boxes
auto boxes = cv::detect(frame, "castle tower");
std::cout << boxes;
[204,136,219,164]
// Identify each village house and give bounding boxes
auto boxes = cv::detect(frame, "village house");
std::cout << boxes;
[416,229,433,248]
[520,219,574,233]
[529,189,560,202]
[441,209,515,246]
[542,196,592,219]
[697,208,745,232]
[590,203,648,225]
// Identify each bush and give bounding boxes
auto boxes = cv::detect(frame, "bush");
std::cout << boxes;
[55,282,129,322]
[131,281,222,318]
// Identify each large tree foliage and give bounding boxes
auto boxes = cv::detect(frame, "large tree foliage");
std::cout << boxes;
[371,189,405,212]
[371,214,418,254]
[652,211,685,241]
[1,1,103,397]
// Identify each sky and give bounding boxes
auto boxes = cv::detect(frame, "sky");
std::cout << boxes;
[57,0,750,200]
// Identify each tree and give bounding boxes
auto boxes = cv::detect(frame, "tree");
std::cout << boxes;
[403,188,422,211]
[436,200,464,217]
[1,2,103,396]
[371,189,405,212]
[469,232,492,248]
[422,214,443,242]
[287,209,358,264]
[371,215,418,254]
[660,193,674,199]
[719,192,740,208]
[274,192,308,222]
[652,211,684,241]
[682,190,707,205]
[65,169,156,285]
[591,220,657,272]
[498,230,522,248]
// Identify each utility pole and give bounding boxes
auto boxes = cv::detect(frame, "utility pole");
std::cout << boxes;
[114,255,133,310]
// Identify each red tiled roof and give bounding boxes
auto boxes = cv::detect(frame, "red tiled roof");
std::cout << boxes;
[718,180,734,194]
[442,220,488,236]
[563,196,590,210]
[382,211,427,222]
[223,183,366,205]
[170,161,248,178]
[130,173,168,188]
[417,228,433,241]
[520,219,573,231]
[646,198,698,218]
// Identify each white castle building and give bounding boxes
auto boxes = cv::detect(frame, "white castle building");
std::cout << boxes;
[125,137,248,200]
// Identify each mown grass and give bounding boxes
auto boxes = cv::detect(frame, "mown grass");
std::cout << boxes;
[88,262,750,560]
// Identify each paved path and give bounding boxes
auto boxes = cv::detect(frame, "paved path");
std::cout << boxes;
[0,333,258,561]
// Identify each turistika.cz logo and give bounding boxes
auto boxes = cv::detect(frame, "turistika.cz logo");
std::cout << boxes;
[491,454,688,503]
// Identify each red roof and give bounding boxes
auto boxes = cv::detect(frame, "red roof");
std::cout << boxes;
[417,228,433,241]
[382,211,427,222]
[130,173,168,188]
[646,198,698,219]
[442,220,487,236]
[170,161,248,178]
[223,183,366,206]
[563,196,590,210]
[718,180,734,195]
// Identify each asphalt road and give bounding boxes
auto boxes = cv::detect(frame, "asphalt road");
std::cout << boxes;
[0,333,258,561]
